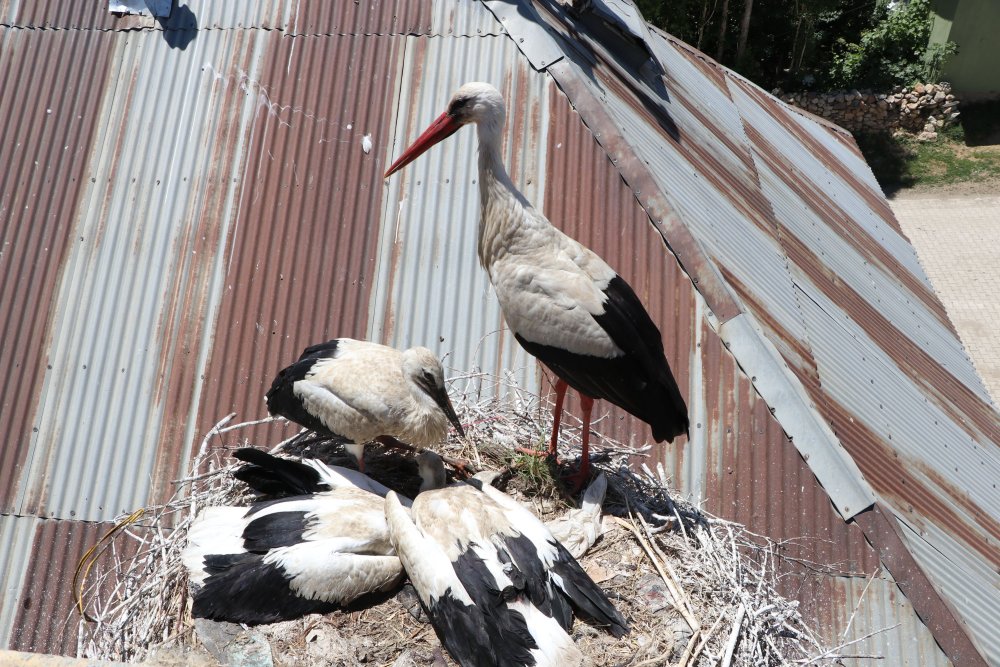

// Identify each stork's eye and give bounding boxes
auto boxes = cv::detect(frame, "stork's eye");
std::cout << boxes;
[448,96,471,115]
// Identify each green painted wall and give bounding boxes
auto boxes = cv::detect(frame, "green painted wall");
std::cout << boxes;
[931,0,1000,95]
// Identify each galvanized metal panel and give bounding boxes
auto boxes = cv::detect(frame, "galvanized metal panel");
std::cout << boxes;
[586,44,809,346]
[0,27,118,512]
[482,0,564,70]
[0,515,38,650]
[728,80,988,405]
[195,33,403,451]
[372,35,545,397]
[897,519,999,665]
[16,27,267,522]
[798,286,1000,519]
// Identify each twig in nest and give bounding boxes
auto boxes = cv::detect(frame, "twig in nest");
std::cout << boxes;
[720,603,745,667]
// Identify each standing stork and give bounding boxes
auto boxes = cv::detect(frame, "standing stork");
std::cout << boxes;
[385,452,627,667]
[265,338,465,472]
[384,82,688,488]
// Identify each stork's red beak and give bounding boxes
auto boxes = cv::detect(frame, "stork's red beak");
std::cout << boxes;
[384,111,463,178]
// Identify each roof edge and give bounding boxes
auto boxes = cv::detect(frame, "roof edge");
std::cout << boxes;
[854,504,990,666]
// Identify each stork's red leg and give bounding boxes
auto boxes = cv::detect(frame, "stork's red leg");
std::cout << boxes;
[515,378,567,461]
[548,379,569,456]
[565,394,594,493]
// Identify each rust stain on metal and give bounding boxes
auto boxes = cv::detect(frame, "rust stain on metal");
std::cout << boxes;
[194,34,403,450]
[699,318,878,632]
[294,1,430,35]
[0,30,116,511]
[548,61,743,323]
[148,29,261,511]
[854,504,990,667]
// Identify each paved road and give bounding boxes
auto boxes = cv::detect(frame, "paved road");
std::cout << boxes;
[889,194,1000,405]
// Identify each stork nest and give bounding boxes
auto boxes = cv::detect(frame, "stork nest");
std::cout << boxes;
[75,373,861,666]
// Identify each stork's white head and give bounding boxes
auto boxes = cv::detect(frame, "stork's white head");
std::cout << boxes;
[445,82,506,128]
[384,82,506,178]
[416,450,448,492]
[401,347,465,438]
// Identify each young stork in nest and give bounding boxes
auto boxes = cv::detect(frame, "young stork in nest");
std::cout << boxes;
[265,338,465,472]
[183,448,438,624]
[385,452,628,667]
[384,83,688,490]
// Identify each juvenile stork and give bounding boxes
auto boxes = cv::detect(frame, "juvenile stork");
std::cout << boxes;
[183,449,433,624]
[384,451,628,667]
[266,338,465,472]
[385,82,688,488]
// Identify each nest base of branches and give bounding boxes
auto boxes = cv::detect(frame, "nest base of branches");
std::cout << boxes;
[77,379,844,666]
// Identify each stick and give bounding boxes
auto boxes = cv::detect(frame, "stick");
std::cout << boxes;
[720,603,745,667]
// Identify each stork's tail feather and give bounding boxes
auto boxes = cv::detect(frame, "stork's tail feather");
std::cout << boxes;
[233,448,328,496]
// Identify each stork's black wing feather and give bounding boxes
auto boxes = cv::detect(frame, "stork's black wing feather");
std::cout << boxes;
[548,540,629,637]
[192,553,338,624]
[233,448,328,496]
[445,549,540,666]
[265,339,345,435]
[240,510,310,551]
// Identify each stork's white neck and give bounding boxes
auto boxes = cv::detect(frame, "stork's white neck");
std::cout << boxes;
[476,119,534,269]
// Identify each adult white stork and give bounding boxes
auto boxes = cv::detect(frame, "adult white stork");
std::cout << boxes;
[265,338,465,472]
[384,451,628,667]
[183,448,447,624]
[384,82,688,489]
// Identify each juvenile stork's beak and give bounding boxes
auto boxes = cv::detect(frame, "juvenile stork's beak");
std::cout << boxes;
[384,111,463,178]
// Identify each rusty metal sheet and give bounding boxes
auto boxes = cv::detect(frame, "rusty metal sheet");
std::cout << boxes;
[195,33,403,451]
[854,505,989,667]
[0,27,117,513]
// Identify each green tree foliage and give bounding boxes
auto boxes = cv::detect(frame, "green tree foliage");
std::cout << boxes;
[827,0,957,89]
[634,0,955,91]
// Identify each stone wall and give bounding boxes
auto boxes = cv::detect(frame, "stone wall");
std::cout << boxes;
[774,83,961,140]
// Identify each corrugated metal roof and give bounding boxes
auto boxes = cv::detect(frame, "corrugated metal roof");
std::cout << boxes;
[834,569,952,667]
[7,519,133,656]
[14,26,267,522]
[2,0,291,30]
